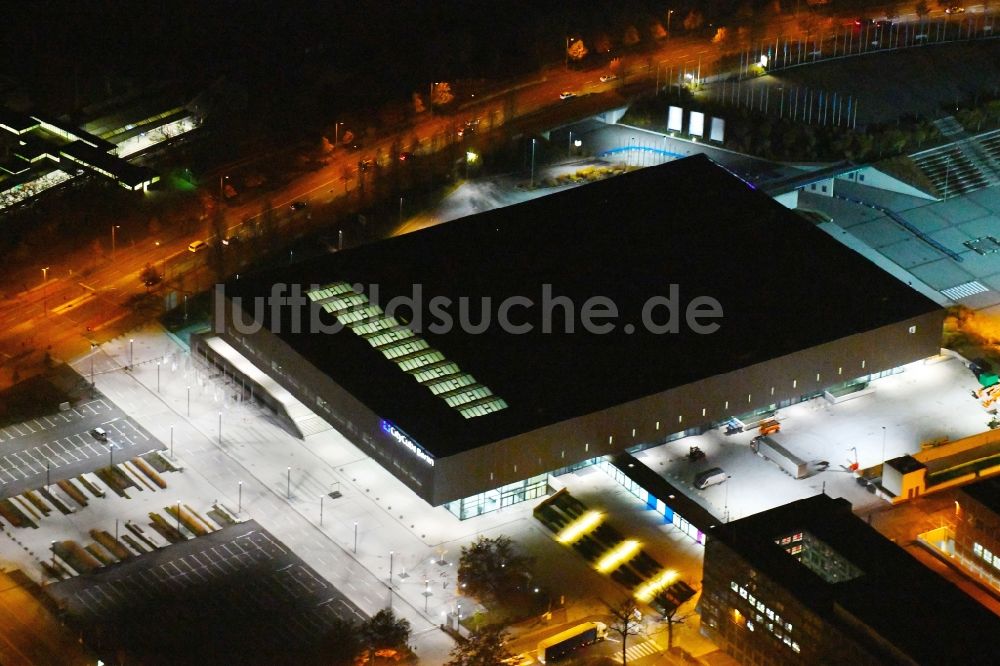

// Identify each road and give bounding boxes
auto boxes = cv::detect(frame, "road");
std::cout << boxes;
[0,2,989,387]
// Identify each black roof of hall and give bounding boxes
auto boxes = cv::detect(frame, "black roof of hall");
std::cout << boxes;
[960,475,1000,514]
[226,155,940,457]
[715,494,1000,665]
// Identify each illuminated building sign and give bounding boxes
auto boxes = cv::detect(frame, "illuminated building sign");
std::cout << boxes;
[381,420,435,466]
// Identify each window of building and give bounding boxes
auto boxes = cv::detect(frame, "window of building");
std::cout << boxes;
[974,543,984,557]
[908,325,917,334]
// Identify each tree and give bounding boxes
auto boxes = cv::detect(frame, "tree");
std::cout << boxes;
[605,598,644,665]
[682,10,704,32]
[915,0,930,19]
[623,25,640,46]
[457,535,534,609]
[139,263,161,288]
[316,617,362,666]
[649,21,666,40]
[431,82,455,108]
[412,92,426,115]
[594,33,613,54]
[445,625,514,666]
[361,609,412,659]
[567,38,588,62]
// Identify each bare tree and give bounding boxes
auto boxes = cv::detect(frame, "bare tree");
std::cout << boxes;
[605,598,644,665]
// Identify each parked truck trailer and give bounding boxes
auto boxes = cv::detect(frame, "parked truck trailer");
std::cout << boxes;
[752,435,808,479]
[537,622,608,663]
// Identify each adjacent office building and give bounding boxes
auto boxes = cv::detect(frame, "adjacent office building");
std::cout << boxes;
[700,494,1000,665]
[955,476,1000,583]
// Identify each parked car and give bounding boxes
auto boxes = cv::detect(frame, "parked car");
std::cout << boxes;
[187,240,208,253]
[945,5,965,13]
[694,467,727,489]
[89,427,108,442]
[599,74,618,83]
[290,201,307,210]
[559,91,576,100]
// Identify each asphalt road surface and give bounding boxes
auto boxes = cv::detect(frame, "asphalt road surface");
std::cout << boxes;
[0,396,160,498]
[49,521,366,664]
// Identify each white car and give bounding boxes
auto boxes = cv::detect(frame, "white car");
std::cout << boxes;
[559,91,576,100]
[600,74,618,83]
[945,6,965,13]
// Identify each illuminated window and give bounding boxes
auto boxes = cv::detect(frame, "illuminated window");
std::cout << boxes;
[908,325,917,334]
[740,588,748,599]
[792,379,797,388]
[730,581,739,591]
[974,543,984,557]
[861,360,866,369]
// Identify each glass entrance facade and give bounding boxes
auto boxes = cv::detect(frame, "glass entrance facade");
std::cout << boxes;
[444,473,550,519]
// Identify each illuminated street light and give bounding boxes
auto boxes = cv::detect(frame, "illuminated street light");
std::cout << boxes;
[111,224,121,258]
[41,267,49,317]
[465,150,478,180]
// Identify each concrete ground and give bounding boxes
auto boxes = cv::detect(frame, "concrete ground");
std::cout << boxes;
[636,355,989,523]
[21,324,982,664]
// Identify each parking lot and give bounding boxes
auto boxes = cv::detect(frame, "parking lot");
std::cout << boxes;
[50,521,364,663]
[0,397,159,497]
[634,357,990,522]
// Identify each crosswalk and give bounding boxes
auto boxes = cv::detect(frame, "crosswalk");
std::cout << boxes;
[620,638,664,663]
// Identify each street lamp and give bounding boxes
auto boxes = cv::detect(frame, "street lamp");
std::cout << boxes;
[334,122,344,148]
[169,424,174,458]
[111,224,120,258]
[286,466,291,499]
[465,150,478,179]
[129,338,134,368]
[667,9,674,39]
[41,267,49,317]
[238,481,243,512]
[530,139,536,188]
[218,411,222,445]
[219,175,229,203]
[186,385,191,416]
[354,521,358,553]
[156,361,161,392]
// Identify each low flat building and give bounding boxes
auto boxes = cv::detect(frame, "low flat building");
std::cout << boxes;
[955,476,1000,583]
[210,155,944,518]
[700,494,1000,665]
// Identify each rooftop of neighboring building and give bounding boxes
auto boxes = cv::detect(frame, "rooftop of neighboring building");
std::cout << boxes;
[712,494,1000,664]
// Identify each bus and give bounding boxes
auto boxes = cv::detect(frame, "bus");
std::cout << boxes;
[536,622,608,663]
